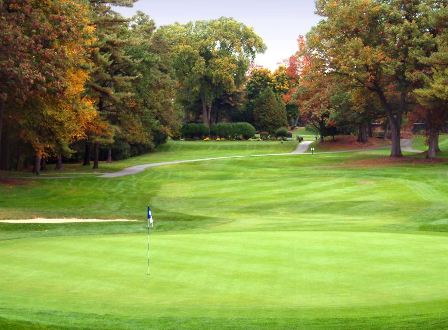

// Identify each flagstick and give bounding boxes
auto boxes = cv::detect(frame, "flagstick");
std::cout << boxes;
[147,218,151,276]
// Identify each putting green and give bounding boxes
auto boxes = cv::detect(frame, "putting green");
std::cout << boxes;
[1,231,447,324]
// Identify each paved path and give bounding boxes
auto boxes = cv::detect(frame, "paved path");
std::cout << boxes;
[291,141,314,154]
[401,138,421,153]
[10,140,419,180]
[102,141,314,178]
[103,139,423,178]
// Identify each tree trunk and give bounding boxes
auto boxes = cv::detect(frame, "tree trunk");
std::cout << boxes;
[383,121,389,140]
[55,154,64,170]
[207,105,212,127]
[83,141,91,166]
[0,99,5,169]
[107,147,112,163]
[389,115,402,157]
[16,150,24,171]
[34,153,42,176]
[202,98,209,126]
[2,124,10,170]
[368,122,373,138]
[435,133,441,153]
[93,142,99,169]
[41,158,47,171]
[427,127,438,159]
[357,123,368,143]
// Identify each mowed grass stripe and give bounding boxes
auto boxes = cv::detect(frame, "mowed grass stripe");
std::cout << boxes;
[1,231,448,319]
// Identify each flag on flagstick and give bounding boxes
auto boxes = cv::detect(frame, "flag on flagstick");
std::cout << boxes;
[146,206,153,276]
[147,207,154,227]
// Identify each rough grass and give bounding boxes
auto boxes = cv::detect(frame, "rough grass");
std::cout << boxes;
[1,140,448,328]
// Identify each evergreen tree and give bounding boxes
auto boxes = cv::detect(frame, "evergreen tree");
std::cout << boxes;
[253,88,288,133]
[87,0,137,168]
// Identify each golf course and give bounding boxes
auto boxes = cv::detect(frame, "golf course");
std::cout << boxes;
[1,138,448,329]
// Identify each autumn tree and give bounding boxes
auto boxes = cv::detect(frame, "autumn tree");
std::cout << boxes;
[309,0,435,157]
[157,17,266,127]
[0,0,96,173]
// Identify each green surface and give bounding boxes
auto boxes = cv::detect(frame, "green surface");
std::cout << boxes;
[1,140,448,328]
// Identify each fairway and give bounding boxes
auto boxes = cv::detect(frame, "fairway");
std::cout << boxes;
[1,141,448,328]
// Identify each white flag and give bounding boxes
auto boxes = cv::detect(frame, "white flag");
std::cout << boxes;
[148,207,153,227]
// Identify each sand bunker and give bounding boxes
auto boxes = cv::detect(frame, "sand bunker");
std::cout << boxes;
[0,218,138,224]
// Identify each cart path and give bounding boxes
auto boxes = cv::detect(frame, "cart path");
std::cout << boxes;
[8,140,419,179]
[102,139,422,178]
[401,138,421,153]
[102,141,314,178]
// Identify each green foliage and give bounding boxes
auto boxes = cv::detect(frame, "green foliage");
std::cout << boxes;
[233,122,257,140]
[275,127,290,138]
[211,122,256,140]
[253,88,288,133]
[157,17,266,126]
[181,123,209,139]
[181,122,256,140]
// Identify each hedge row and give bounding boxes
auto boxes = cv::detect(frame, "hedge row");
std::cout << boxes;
[181,122,256,140]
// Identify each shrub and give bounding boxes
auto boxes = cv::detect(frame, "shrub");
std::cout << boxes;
[181,123,209,139]
[275,127,289,138]
[211,123,233,139]
[211,122,256,140]
[259,131,270,140]
[233,122,256,140]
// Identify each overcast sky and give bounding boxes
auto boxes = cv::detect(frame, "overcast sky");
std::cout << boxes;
[116,0,320,70]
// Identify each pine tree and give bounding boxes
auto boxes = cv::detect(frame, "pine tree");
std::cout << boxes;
[87,0,137,169]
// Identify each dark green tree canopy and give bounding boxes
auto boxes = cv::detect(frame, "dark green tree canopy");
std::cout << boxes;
[157,17,266,126]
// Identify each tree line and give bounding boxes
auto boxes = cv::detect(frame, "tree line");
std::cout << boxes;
[1,0,446,174]
[296,0,448,158]
[0,0,184,173]
[0,0,282,173]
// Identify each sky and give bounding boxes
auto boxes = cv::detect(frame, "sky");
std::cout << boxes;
[116,0,320,70]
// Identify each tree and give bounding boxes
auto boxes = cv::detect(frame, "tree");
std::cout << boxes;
[87,0,138,169]
[125,12,181,147]
[245,67,274,123]
[282,36,310,127]
[299,71,336,142]
[414,2,448,158]
[253,88,288,133]
[0,0,96,173]
[310,0,434,157]
[157,17,266,126]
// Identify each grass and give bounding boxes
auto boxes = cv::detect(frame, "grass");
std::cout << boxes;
[3,140,297,177]
[413,134,448,157]
[1,139,448,328]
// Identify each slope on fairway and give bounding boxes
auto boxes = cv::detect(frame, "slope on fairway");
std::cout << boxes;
[1,231,448,328]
